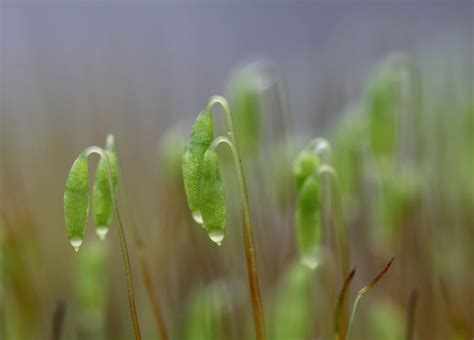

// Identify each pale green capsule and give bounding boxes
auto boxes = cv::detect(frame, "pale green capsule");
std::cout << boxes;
[92,135,118,239]
[292,149,320,191]
[366,65,398,158]
[159,127,186,185]
[295,175,321,266]
[182,282,230,340]
[64,153,89,251]
[271,262,313,339]
[199,149,226,245]
[182,110,214,224]
[74,240,107,318]
[232,80,260,154]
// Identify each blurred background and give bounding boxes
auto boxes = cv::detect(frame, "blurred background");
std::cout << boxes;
[1,1,473,339]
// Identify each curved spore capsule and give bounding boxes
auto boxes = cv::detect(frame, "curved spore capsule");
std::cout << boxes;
[199,149,226,245]
[64,153,90,251]
[182,110,214,224]
[92,134,118,240]
[295,175,321,268]
[292,149,320,192]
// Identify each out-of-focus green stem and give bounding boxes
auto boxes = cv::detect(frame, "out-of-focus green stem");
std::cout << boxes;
[117,164,168,340]
[346,291,363,340]
[318,165,349,279]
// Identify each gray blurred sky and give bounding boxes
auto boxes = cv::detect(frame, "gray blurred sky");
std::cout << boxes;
[0,1,472,190]
[2,1,472,125]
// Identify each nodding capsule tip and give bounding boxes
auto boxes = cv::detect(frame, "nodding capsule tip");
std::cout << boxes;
[69,237,83,252]
[95,226,109,240]
[209,231,224,246]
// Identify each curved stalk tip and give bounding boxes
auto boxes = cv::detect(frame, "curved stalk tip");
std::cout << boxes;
[206,97,266,340]
[83,146,142,340]
[346,258,394,339]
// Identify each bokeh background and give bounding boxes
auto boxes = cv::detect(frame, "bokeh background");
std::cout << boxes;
[1,1,473,339]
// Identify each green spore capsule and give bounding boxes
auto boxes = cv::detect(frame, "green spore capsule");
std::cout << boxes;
[232,79,260,154]
[271,262,313,339]
[366,65,399,158]
[295,175,321,268]
[199,149,226,245]
[92,135,118,240]
[182,109,214,224]
[292,149,320,191]
[64,153,90,251]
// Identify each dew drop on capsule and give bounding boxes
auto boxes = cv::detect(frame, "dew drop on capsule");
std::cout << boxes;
[95,226,109,240]
[192,211,204,225]
[300,247,327,270]
[69,237,83,252]
[301,254,319,270]
[208,231,224,246]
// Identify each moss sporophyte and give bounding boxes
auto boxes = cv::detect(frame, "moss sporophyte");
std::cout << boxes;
[292,138,348,275]
[64,135,168,340]
[182,95,265,340]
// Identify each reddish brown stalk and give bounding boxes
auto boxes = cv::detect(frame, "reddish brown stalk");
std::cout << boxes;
[439,279,470,339]
[243,217,265,340]
[136,247,168,340]
[51,299,67,340]
[206,96,265,339]
[335,268,356,340]
[117,160,168,339]
[347,258,395,339]
[361,257,394,294]
[405,289,419,340]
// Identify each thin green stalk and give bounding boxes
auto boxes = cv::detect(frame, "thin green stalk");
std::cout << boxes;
[207,96,266,340]
[84,147,141,340]
[346,258,394,340]
[405,289,419,340]
[317,165,349,279]
[346,292,363,340]
[117,163,168,340]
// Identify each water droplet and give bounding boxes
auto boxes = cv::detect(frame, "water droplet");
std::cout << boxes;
[301,254,320,269]
[69,237,83,252]
[192,211,203,224]
[313,139,331,164]
[106,134,115,147]
[95,226,109,240]
[209,231,224,246]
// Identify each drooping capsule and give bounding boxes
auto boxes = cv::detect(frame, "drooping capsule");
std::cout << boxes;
[231,77,261,155]
[92,135,118,240]
[64,153,90,251]
[74,239,107,325]
[366,64,399,158]
[292,149,320,191]
[199,149,226,245]
[271,261,313,339]
[182,109,214,224]
[295,175,321,267]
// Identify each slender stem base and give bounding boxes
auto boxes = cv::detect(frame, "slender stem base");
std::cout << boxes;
[207,97,265,339]
[346,293,362,340]
[115,217,142,340]
[242,217,266,340]
[136,247,168,340]
[118,167,168,340]
[235,151,265,340]
[212,137,266,339]
[84,147,142,340]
